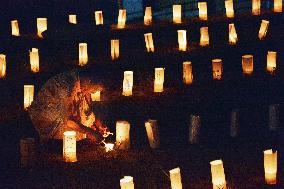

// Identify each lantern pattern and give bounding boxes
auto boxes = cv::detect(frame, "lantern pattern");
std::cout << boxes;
[120,176,134,189]
[210,160,227,189]
[117,9,126,29]
[258,20,269,40]
[63,131,77,163]
[173,5,182,24]
[11,20,20,36]
[144,33,155,53]
[264,149,277,185]
[242,55,253,75]
[116,121,131,149]
[122,71,133,96]
[0,54,6,78]
[95,11,104,25]
[154,68,164,93]
[267,51,276,74]
[229,23,238,45]
[24,85,34,110]
[212,59,223,80]
[145,119,160,149]
[189,114,201,144]
[91,91,101,102]
[20,138,37,168]
[37,18,47,38]
[274,0,283,12]
[252,0,261,15]
[30,48,39,73]
[169,167,183,189]
[144,7,152,25]
[200,27,209,47]
[183,61,193,85]
[225,0,234,18]
[177,30,187,51]
[79,43,88,66]
[198,2,208,21]
[111,39,120,60]
[69,15,77,24]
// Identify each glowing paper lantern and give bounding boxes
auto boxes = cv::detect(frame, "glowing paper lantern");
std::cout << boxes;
[274,0,283,12]
[0,54,6,78]
[105,143,114,152]
[11,20,20,36]
[116,121,131,149]
[24,85,34,110]
[120,176,134,189]
[200,27,209,47]
[267,51,276,74]
[95,11,104,25]
[242,55,253,75]
[79,43,88,66]
[63,131,77,163]
[144,33,154,52]
[264,149,277,184]
[177,30,187,51]
[198,2,208,21]
[20,138,37,168]
[230,109,239,138]
[210,160,227,189]
[212,59,223,80]
[111,39,120,60]
[122,71,133,96]
[169,167,183,189]
[225,0,234,18]
[154,68,164,93]
[228,23,238,45]
[69,15,77,24]
[37,18,47,38]
[91,91,101,102]
[258,20,269,40]
[183,61,193,85]
[29,48,39,73]
[117,9,126,29]
[144,7,152,25]
[268,104,280,131]
[145,119,160,149]
[189,114,201,144]
[173,5,182,24]
[252,0,261,15]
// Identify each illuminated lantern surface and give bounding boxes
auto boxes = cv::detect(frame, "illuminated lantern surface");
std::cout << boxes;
[210,160,227,189]
[20,138,37,168]
[116,121,131,149]
[145,119,160,149]
[212,59,223,80]
[154,68,165,93]
[242,55,253,75]
[144,33,155,53]
[258,20,269,40]
[24,85,34,110]
[105,143,114,152]
[198,2,208,21]
[30,48,39,73]
[63,131,77,163]
[274,0,283,12]
[229,23,238,45]
[95,11,104,25]
[111,39,120,60]
[252,0,261,15]
[79,43,88,66]
[267,51,276,74]
[122,71,133,96]
[120,176,134,189]
[169,167,183,189]
[69,15,77,24]
[37,18,47,38]
[183,61,193,85]
[117,9,126,29]
[177,30,187,51]
[11,20,20,36]
[144,7,152,25]
[200,27,209,47]
[173,5,182,24]
[91,91,101,102]
[0,54,6,78]
[264,149,277,185]
[225,0,234,18]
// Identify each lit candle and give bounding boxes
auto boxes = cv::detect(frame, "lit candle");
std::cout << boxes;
[210,160,227,189]
[267,51,276,74]
[145,119,160,149]
[37,18,47,38]
[169,167,183,189]
[225,0,234,18]
[228,23,238,45]
[200,27,209,47]
[198,2,208,21]
[29,48,39,73]
[79,43,88,66]
[116,121,131,149]
[242,55,253,75]
[173,5,182,24]
[154,68,164,93]
[258,20,269,40]
[111,39,120,60]
[63,131,77,163]
[144,7,152,25]
[91,91,101,102]
[0,54,6,78]
[95,11,104,25]
[144,33,155,53]
[274,0,283,12]
[212,59,223,80]
[11,20,20,36]
[69,15,77,24]
[264,149,277,185]
[122,71,133,96]
[183,61,193,85]
[117,9,126,29]
[24,85,34,110]
[252,0,261,15]
[177,30,187,51]
[120,176,134,189]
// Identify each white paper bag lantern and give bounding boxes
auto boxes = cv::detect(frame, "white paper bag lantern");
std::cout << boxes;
[242,55,253,75]
[268,104,280,131]
[154,68,164,93]
[144,33,155,53]
[183,61,193,85]
[117,9,126,29]
[120,176,134,189]
[189,114,201,144]
[198,2,208,21]
[0,54,6,78]
[116,121,131,149]
[210,160,227,189]
[24,85,34,110]
[200,27,209,47]
[173,5,182,24]
[91,91,101,102]
[144,7,152,25]
[79,43,88,66]
[145,119,160,149]
[252,0,261,15]
[29,48,39,73]
[169,167,183,189]
[225,0,234,18]
[177,30,187,51]
[274,0,283,12]
[37,18,47,38]
[264,149,277,185]
[258,20,269,40]
[267,51,276,74]
[11,20,20,36]
[212,59,222,80]
[122,71,133,96]
[111,39,120,60]
[63,131,77,162]
[20,138,37,168]
[229,23,238,45]
[95,11,104,25]
[69,15,77,24]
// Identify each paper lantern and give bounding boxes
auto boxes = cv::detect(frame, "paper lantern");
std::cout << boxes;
[144,7,152,25]
[198,2,208,21]
[120,176,134,189]
[69,15,77,24]
[177,30,187,51]
[189,114,201,144]
[0,54,6,78]
[116,121,131,149]
[212,59,223,80]
[274,0,283,12]
[79,43,88,66]
[267,51,276,74]
[144,33,155,53]
[228,23,238,45]
[173,5,182,24]
[91,91,101,102]
[252,0,261,15]
[111,39,120,60]
[145,119,160,149]
[242,55,253,75]
[230,109,239,138]
[95,11,104,25]
[20,138,37,168]
[117,9,126,29]
[24,85,34,110]
[154,68,164,93]
[11,20,20,36]
[200,27,209,47]
[268,104,280,131]
[258,20,269,40]
[122,71,133,96]
[63,131,77,163]
[264,149,277,184]
[183,61,193,85]
[210,160,227,189]
[169,167,182,189]
[29,48,39,73]
[37,18,47,38]
[225,0,234,18]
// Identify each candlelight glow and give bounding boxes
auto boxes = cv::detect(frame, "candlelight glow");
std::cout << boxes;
[252,0,261,15]
[229,23,238,45]
[105,143,114,152]
[169,167,183,189]
[79,43,88,66]
[122,71,133,96]
[95,11,104,25]
[173,5,182,24]
[177,30,187,51]
[258,20,269,40]
[274,0,283,12]
[30,48,39,73]
[145,119,160,149]
[225,0,234,18]
[144,33,155,52]
[242,55,254,75]
[144,7,152,25]
[63,131,77,163]
[264,149,277,185]
[91,91,101,102]
[111,39,120,60]
[11,20,20,36]
[37,18,47,38]
[69,15,77,24]
[200,27,209,47]
[0,54,6,78]
[24,85,34,110]
[267,51,277,74]
[120,176,134,189]
[154,68,164,93]
[117,9,126,29]
[210,160,227,189]
[198,2,208,21]
[116,121,131,150]
[183,61,193,85]
[212,59,223,80]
